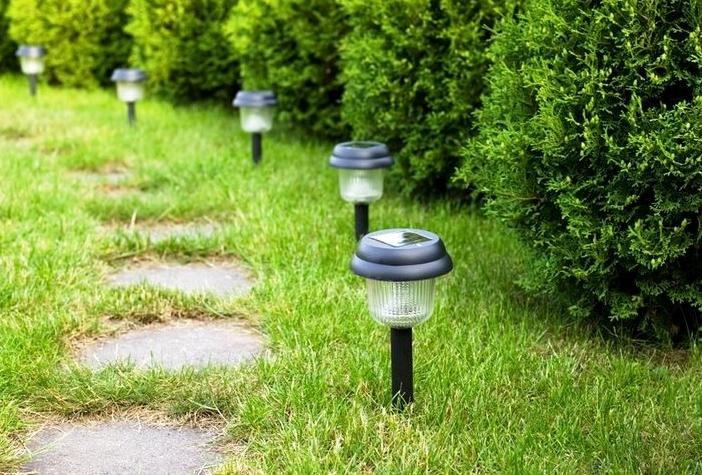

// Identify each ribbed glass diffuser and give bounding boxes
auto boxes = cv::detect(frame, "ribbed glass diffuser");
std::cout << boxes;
[240,106,275,133]
[338,168,384,204]
[116,82,144,103]
[366,278,436,328]
[20,57,44,75]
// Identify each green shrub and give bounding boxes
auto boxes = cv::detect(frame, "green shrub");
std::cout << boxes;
[126,0,239,102]
[460,0,702,334]
[226,0,348,138]
[340,0,520,195]
[0,0,15,71]
[7,0,131,87]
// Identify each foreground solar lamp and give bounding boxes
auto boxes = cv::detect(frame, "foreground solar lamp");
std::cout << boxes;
[110,69,147,126]
[330,142,394,240]
[233,91,277,164]
[351,228,453,409]
[16,45,46,97]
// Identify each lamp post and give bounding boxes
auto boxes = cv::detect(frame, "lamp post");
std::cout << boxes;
[351,228,453,409]
[110,69,147,126]
[232,90,277,165]
[330,142,394,240]
[16,45,46,97]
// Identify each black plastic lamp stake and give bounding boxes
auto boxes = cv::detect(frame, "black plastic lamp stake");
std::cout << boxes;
[351,228,453,409]
[252,132,262,164]
[354,203,369,241]
[16,45,46,97]
[330,142,394,241]
[391,327,413,405]
[233,91,277,165]
[127,102,136,125]
[111,68,147,126]
[28,74,37,97]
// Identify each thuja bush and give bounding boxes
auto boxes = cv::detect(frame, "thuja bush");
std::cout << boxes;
[7,0,130,87]
[460,0,702,334]
[226,0,348,138]
[0,0,15,71]
[127,0,239,102]
[341,0,520,195]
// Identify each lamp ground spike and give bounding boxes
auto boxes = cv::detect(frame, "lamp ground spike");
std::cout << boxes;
[127,102,136,126]
[354,203,369,240]
[252,132,262,164]
[391,327,413,409]
[28,74,37,97]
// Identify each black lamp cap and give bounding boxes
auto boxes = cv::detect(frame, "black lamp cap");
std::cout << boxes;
[330,141,394,170]
[233,90,277,108]
[16,45,46,58]
[351,228,453,281]
[111,68,147,82]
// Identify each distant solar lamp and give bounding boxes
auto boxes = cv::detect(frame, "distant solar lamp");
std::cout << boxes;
[16,45,46,97]
[110,69,147,126]
[329,142,393,240]
[232,91,277,164]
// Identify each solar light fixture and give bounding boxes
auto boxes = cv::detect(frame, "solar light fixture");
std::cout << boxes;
[16,45,46,97]
[330,142,394,240]
[351,228,453,409]
[233,90,277,164]
[110,69,147,126]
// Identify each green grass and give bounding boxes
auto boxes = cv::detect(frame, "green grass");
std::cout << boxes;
[0,74,701,473]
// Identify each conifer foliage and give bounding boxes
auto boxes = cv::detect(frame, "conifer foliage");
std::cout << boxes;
[460,0,702,332]
[341,0,520,194]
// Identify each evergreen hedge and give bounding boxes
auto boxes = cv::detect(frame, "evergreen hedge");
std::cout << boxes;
[126,0,239,102]
[460,0,702,334]
[0,0,15,71]
[226,0,348,138]
[340,0,520,195]
[6,0,131,87]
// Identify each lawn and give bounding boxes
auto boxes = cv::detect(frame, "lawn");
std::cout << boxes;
[0,74,701,473]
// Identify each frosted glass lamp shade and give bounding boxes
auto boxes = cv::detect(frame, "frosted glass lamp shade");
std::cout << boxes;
[20,57,44,75]
[338,168,384,204]
[239,106,275,133]
[116,81,144,103]
[366,278,436,328]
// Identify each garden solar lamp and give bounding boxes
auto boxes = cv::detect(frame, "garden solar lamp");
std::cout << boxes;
[233,90,277,164]
[16,45,46,97]
[351,228,453,409]
[330,142,394,240]
[110,69,147,126]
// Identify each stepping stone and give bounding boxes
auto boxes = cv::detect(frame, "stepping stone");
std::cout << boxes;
[107,261,252,298]
[0,125,31,141]
[22,420,221,474]
[113,222,218,244]
[101,185,140,199]
[80,320,264,370]
[69,168,131,185]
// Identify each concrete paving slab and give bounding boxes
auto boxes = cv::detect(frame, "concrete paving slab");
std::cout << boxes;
[69,168,131,185]
[80,319,264,370]
[107,261,252,298]
[22,420,221,475]
[112,222,218,244]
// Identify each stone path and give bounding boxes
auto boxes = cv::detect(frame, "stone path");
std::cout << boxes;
[22,420,221,475]
[68,166,138,200]
[19,158,265,472]
[0,125,34,148]
[69,168,131,185]
[107,261,253,298]
[111,221,218,244]
[80,319,265,370]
